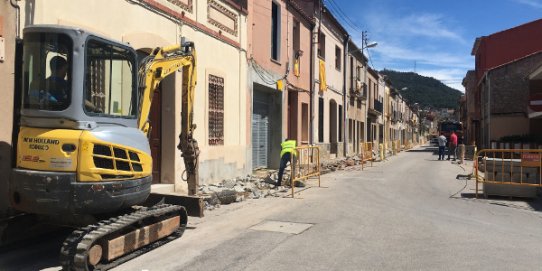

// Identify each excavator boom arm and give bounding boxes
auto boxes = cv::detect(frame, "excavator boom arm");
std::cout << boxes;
[137,42,199,195]
[138,44,197,133]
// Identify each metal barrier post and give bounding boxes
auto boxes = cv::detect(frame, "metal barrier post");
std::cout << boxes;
[360,141,367,171]
[290,151,295,198]
[474,151,479,198]
[289,146,321,198]
[317,147,321,187]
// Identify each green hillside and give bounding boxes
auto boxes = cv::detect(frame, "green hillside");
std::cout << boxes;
[380,69,463,109]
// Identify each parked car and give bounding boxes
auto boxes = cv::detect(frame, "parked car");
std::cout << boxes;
[430,137,439,145]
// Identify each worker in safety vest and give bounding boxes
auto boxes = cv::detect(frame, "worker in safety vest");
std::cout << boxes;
[277,139,297,187]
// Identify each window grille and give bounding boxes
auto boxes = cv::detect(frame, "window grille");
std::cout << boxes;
[209,75,224,145]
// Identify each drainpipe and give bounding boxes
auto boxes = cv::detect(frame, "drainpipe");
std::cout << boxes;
[343,35,349,156]
[487,73,491,148]
[363,58,368,144]
[10,0,21,39]
[309,23,315,145]
[310,0,323,145]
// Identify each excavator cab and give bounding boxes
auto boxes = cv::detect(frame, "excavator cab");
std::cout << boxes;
[21,25,139,128]
[11,25,153,216]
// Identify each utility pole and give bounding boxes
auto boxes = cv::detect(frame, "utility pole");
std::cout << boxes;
[363,31,368,143]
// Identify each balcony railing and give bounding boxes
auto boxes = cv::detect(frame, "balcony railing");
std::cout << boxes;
[391,111,403,122]
[374,99,383,113]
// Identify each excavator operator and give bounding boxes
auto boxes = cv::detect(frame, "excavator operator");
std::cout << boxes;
[45,56,69,106]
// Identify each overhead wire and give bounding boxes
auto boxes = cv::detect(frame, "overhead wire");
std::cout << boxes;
[325,0,364,36]
[323,0,379,72]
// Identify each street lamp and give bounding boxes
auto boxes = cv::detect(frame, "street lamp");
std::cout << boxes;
[361,31,377,144]
[365,41,378,49]
[348,41,378,54]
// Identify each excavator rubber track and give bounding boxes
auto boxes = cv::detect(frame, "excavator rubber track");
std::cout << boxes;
[59,204,187,271]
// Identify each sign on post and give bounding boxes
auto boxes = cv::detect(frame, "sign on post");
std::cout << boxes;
[521,153,541,167]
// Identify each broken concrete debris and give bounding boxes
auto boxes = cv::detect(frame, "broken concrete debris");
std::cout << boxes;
[199,156,366,210]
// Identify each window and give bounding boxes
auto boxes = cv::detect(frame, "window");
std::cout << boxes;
[23,33,73,111]
[356,65,361,79]
[318,97,324,142]
[271,1,281,61]
[318,33,325,59]
[209,75,224,145]
[293,20,301,76]
[349,56,354,88]
[335,46,341,70]
[293,20,300,56]
[84,39,137,117]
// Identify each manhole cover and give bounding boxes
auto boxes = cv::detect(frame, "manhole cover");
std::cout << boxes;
[250,220,313,234]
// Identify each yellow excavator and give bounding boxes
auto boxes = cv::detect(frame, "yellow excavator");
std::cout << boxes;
[8,24,201,270]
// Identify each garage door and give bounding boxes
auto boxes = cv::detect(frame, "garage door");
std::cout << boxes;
[252,100,269,168]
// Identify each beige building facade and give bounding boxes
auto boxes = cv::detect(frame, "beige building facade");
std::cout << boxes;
[345,41,367,156]
[366,68,382,145]
[0,1,18,215]
[313,7,348,159]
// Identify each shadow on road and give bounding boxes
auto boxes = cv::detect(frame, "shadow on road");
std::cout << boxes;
[0,227,69,270]
[457,193,542,212]
[406,146,439,155]
[527,199,542,211]
[459,193,476,199]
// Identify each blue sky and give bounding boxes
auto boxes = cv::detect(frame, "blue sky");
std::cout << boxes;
[326,0,542,91]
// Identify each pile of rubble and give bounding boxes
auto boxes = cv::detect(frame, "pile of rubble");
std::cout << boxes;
[320,156,361,173]
[199,156,366,210]
[198,172,290,210]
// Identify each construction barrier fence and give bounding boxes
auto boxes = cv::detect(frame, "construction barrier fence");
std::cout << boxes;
[290,146,321,198]
[360,141,374,170]
[392,140,401,155]
[404,140,413,150]
[474,149,542,198]
[386,141,393,155]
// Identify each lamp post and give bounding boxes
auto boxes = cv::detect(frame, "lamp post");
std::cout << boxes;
[361,31,377,144]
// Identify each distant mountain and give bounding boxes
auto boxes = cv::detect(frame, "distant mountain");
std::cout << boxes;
[380,69,463,109]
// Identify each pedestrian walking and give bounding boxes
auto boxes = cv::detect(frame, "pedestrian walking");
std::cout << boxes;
[438,133,447,160]
[277,138,296,187]
[447,131,458,161]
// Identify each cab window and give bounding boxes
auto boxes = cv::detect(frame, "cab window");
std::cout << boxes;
[84,39,137,117]
[23,33,72,111]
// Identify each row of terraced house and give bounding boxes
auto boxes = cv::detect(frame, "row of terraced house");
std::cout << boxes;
[0,0,421,198]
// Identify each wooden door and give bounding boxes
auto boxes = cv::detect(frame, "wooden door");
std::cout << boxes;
[149,85,162,183]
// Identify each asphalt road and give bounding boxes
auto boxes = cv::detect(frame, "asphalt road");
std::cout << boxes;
[117,145,542,271]
[2,145,542,270]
